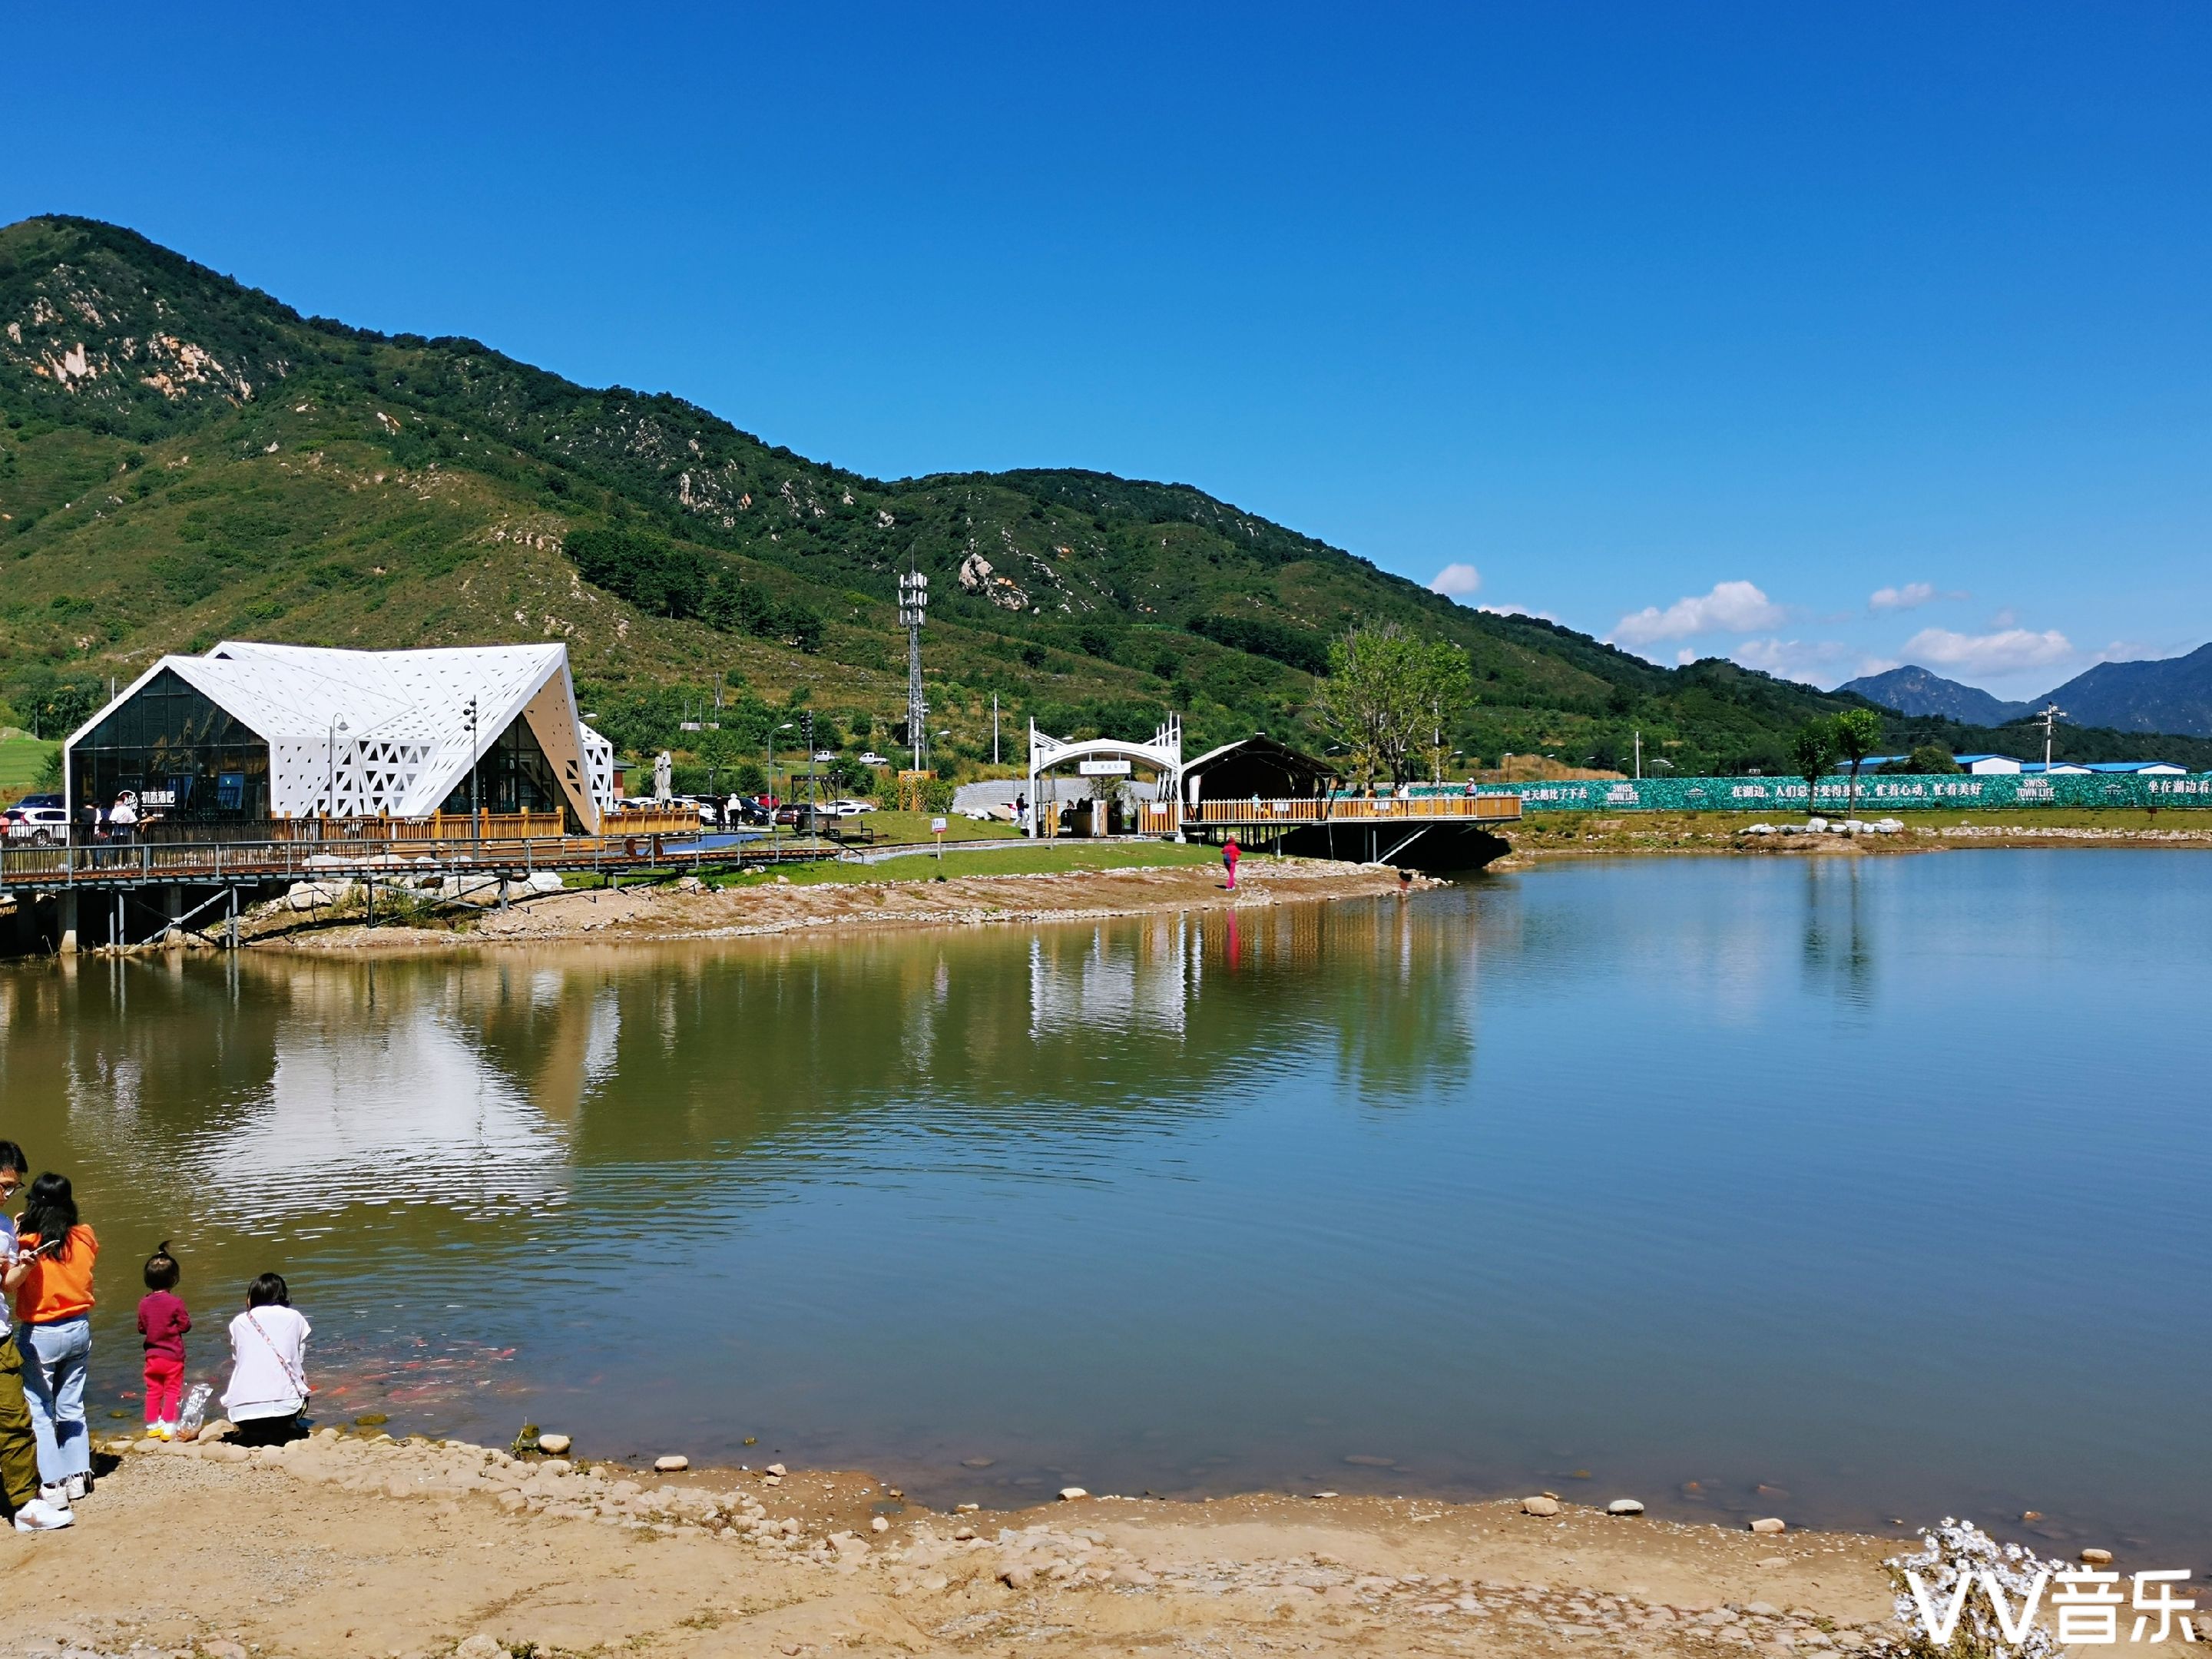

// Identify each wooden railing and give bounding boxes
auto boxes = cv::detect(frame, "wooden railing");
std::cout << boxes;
[1183,793,1522,824]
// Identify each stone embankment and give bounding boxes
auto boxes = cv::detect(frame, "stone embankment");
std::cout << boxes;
[7,1425,1930,1659]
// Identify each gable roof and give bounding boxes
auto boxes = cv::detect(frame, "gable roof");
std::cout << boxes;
[68,641,604,827]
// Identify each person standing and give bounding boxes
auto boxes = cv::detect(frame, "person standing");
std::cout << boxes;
[1223,834,1240,891]
[137,1243,190,1439]
[14,1174,98,1508]
[0,1146,68,1532]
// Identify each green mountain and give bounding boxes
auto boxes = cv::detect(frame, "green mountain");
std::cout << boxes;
[4,215,2207,782]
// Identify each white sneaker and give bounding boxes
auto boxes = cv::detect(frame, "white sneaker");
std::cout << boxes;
[65,1472,91,1502]
[37,1482,68,1509]
[13,1498,72,1532]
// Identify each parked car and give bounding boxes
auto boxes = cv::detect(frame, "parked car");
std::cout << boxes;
[857,751,890,767]
[3,797,70,843]
[810,750,837,763]
[825,798,877,816]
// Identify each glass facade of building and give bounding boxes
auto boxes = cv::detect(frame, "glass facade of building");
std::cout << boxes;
[69,668,270,822]
[439,717,569,823]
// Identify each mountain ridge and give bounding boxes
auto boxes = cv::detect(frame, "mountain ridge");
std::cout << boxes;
[4,214,2209,777]
[1839,666,2032,727]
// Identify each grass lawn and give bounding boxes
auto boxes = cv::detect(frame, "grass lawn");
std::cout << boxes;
[859,809,1025,846]
[0,734,60,802]
[713,839,1230,887]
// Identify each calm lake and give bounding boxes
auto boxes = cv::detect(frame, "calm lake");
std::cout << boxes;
[3,849,2206,1556]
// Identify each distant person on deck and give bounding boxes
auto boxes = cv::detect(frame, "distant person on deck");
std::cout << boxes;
[1223,834,1240,890]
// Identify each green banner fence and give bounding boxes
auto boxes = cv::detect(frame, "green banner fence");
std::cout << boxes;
[1387,773,2212,813]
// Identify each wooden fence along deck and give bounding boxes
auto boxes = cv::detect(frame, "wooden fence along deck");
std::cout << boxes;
[1181,793,1522,826]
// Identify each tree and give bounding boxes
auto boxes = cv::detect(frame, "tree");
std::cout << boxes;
[1789,720,1837,818]
[1832,707,1886,823]
[694,724,739,796]
[1907,743,1960,774]
[730,762,767,798]
[1318,621,1472,786]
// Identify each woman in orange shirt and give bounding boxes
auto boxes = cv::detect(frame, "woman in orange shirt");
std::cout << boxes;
[12,1174,97,1507]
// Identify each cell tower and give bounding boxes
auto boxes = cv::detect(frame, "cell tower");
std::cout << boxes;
[898,567,929,770]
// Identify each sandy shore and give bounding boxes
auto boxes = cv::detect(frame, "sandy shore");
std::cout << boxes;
[16,1429,1945,1659]
[253,856,1424,952]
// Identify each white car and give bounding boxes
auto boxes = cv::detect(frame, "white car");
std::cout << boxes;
[3,797,70,843]
[856,752,890,767]
[810,750,837,763]
[824,798,877,816]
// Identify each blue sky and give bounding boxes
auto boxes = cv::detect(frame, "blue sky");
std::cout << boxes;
[7,3,2207,698]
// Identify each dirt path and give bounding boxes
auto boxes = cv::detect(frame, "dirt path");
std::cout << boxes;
[19,1430,1935,1659]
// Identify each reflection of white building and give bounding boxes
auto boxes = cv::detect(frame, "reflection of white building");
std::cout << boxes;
[197,1003,575,1225]
[1029,922,1190,1039]
[66,641,614,831]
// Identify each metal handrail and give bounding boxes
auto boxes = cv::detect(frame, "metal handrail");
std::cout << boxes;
[1181,793,1522,824]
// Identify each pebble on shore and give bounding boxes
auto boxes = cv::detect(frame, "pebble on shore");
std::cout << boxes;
[1607,1498,1645,1515]
[2081,1548,2114,1566]
[1522,1496,1561,1517]
[536,1433,572,1455]
[654,1455,690,1472]
[1058,1486,1090,1502]
[1750,1517,1787,1534]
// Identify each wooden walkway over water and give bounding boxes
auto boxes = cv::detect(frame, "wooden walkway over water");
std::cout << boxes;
[0,826,842,952]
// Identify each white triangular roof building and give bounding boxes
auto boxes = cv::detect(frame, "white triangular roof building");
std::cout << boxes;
[67,641,613,830]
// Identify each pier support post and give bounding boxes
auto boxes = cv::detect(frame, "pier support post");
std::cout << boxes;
[56,892,78,955]
[163,883,184,947]
[227,886,239,951]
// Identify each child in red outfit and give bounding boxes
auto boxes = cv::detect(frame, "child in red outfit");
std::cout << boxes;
[136,1243,190,1438]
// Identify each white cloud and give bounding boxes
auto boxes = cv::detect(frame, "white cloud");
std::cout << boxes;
[1612,581,1786,646]
[1477,602,1557,621]
[1902,626,2075,676]
[1676,649,1696,666]
[1869,582,1936,613]
[1731,637,1853,686]
[1429,562,1482,600]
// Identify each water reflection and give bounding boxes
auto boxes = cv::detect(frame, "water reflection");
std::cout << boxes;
[2,857,2207,1557]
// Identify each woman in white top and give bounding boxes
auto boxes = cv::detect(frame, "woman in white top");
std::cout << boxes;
[220,1273,310,1447]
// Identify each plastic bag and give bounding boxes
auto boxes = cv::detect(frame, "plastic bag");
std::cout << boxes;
[177,1381,214,1435]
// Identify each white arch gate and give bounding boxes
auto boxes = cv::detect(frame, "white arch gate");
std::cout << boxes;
[1026,714,1182,839]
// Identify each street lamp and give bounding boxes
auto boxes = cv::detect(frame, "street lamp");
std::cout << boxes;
[324,717,350,825]
[462,698,482,836]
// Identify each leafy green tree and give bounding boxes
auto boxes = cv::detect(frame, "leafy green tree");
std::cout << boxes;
[730,762,767,798]
[1789,719,1838,817]
[1832,707,1886,822]
[1908,742,1960,773]
[1319,621,1473,786]
[694,724,739,795]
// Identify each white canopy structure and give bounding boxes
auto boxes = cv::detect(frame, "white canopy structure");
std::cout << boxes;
[1025,714,1182,839]
[66,641,614,832]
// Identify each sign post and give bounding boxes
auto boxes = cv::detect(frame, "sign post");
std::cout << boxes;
[931,814,947,863]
